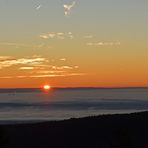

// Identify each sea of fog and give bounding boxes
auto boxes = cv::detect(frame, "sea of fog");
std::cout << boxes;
[0,88,148,124]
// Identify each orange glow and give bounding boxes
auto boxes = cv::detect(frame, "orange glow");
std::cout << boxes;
[43,85,51,90]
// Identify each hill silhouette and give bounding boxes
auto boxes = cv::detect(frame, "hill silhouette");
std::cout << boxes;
[1,111,148,148]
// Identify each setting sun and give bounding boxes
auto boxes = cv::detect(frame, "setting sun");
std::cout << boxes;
[43,85,51,90]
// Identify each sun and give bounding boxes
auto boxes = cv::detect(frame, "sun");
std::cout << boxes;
[43,85,51,90]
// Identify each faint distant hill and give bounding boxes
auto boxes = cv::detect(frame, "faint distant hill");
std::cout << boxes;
[0,88,41,93]
[0,87,148,93]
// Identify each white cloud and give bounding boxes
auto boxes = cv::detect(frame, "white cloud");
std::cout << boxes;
[48,33,56,38]
[57,32,64,36]
[40,32,74,40]
[86,42,121,46]
[19,67,35,70]
[39,35,49,39]
[36,5,42,10]
[63,1,76,16]
[96,42,104,46]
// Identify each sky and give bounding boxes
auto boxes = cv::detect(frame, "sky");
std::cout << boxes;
[0,0,148,88]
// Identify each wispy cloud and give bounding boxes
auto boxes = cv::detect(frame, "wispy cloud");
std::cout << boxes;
[0,56,46,69]
[36,5,42,10]
[39,35,49,39]
[0,42,47,49]
[0,73,86,79]
[0,56,85,79]
[63,1,76,16]
[29,73,85,78]
[86,42,121,46]
[52,66,73,70]
[59,58,66,61]
[0,42,31,48]
[19,67,35,70]
[36,70,66,74]
[40,32,74,40]
[68,32,74,39]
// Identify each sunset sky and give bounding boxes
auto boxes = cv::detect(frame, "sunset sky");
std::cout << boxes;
[0,0,148,88]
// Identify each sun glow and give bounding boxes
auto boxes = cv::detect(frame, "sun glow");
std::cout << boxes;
[43,85,51,90]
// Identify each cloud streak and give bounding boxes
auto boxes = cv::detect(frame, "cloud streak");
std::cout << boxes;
[0,73,86,79]
[86,42,121,46]
[0,42,48,49]
[40,32,74,40]
[52,66,73,70]
[19,67,35,70]
[0,56,46,69]
[0,56,85,79]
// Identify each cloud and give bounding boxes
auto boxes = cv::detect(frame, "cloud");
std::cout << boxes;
[0,73,86,79]
[40,33,57,39]
[0,54,84,79]
[63,1,76,16]
[0,56,46,69]
[51,65,75,70]
[0,42,32,47]
[0,42,47,49]
[40,32,74,40]
[19,67,35,70]
[39,35,49,39]
[30,73,86,78]
[36,5,42,10]
[48,33,56,38]
[86,42,121,46]
[64,73,86,76]
[59,58,66,61]
[68,32,74,39]
[30,74,64,78]
[0,56,13,61]
[29,73,85,78]
[36,70,66,74]
[0,56,85,79]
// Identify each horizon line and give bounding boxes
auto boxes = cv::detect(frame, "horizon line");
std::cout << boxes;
[0,86,148,89]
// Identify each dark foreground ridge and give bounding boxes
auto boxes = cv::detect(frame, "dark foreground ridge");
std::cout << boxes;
[1,111,148,148]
